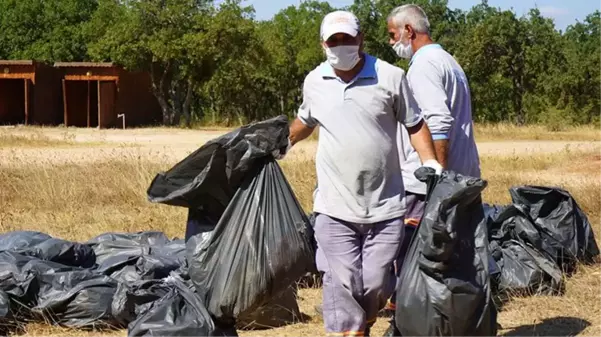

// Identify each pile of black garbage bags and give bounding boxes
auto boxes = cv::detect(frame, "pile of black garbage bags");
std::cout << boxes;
[0,115,598,337]
[390,168,599,336]
[0,116,316,336]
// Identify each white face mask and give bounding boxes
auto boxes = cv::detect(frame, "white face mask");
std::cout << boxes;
[392,31,414,59]
[324,45,361,71]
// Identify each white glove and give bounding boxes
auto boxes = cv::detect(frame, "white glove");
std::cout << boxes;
[422,159,443,175]
[272,138,292,160]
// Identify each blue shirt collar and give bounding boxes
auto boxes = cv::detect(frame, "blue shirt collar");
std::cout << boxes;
[320,53,377,80]
[409,43,443,66]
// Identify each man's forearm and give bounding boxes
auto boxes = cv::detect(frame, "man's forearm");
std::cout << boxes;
[289,118,315,146]
[406,120,437,163]
[433,139,449,168]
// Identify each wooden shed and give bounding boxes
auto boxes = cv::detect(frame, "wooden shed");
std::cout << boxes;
[0,60,62,126]
[54,62,162,128]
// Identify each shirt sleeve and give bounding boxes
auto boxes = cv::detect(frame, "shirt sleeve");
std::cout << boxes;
[407,60,453,139]
[394,70,423,128]
[296,78,318,128]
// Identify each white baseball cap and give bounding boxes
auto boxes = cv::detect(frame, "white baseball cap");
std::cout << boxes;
[320,10,360,41]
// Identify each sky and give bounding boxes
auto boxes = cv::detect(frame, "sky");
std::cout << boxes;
[243,0,600,31]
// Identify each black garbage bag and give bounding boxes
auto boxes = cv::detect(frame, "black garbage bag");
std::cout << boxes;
[0,290,12,335]
[87,232,171,247]
[296,213,321,289]
[490,239,564,296]
[87,231,172,267]
[112,279,174,327]
[0,252,39,311]
[486,204,565,295]
[187,158,315,325]
[98,253,185,285]
[395,169,497,337]
[482,204,505,285]
[33,269,118,329]
[509,186,600,271]
[0,290,9,321]
[487,204,543,247]
[0,231,52,251]
[236,285,302,330]
[128,273,235,337]
[146,115,290,239]
[0,232,95,268]
[89,232,186,283]
[24,238,95,268]
[0,251,76,316]
[0,251,112,326]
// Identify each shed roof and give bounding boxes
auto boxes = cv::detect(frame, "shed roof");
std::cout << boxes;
[53,62,115,68]
[0,60,34,66]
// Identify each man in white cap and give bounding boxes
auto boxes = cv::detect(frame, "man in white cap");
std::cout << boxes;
[272,10,442,337]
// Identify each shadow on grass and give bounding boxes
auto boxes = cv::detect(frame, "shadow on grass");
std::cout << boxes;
[501,316,591,336]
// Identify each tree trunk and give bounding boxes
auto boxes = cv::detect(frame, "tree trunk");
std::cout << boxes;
[159,101,170,125]
[153,82,172,125]
[182,82,193,128]
[513,55,525,125]
[171,106,181,126]
[150,62,175,126]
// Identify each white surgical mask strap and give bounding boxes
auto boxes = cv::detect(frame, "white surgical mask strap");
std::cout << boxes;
[393,29,413,59]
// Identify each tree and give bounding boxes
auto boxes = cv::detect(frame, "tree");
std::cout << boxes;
[2,0,597,126]
[452,4,535,124]
[0,0,96,61]
[88,0,259,126]
[553,11,601,124]
[198,1,274,124]
[87,0,210,126]
[260,1,335,117]
[520,8,565,123]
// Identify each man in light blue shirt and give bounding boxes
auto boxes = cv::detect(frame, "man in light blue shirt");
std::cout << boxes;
[388,4,481,181]
[273,10,442,337]
[384,3,482,334]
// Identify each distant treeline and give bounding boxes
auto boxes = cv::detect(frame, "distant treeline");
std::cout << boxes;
[0,0,598,127]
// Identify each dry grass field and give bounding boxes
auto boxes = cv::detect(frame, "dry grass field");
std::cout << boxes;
[0,123,599,336]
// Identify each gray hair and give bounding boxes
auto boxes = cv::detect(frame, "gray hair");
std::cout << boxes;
[387,4,430,35]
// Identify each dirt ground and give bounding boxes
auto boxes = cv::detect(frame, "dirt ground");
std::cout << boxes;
[1,126,598,166]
